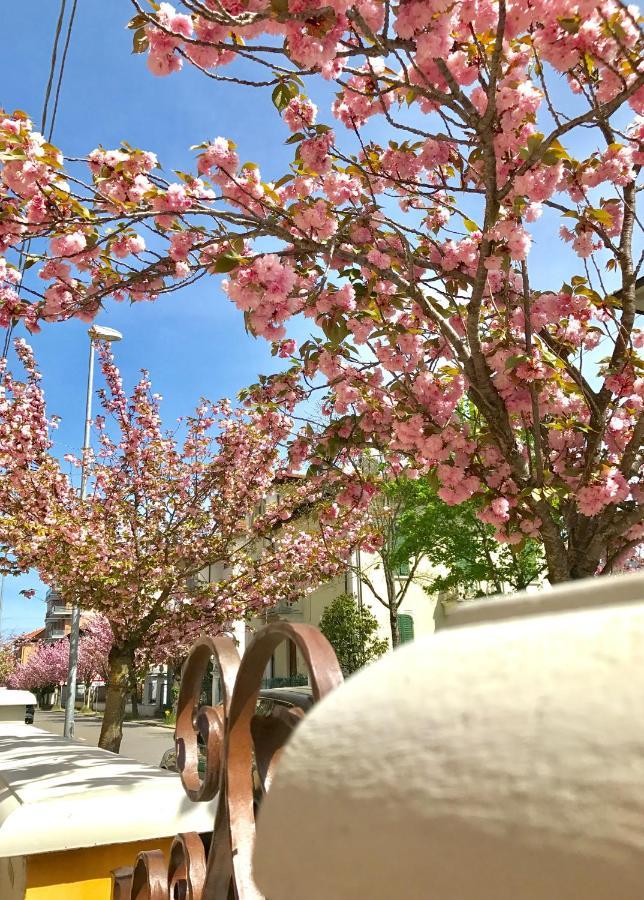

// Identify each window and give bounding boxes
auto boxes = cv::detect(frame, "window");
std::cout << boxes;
[397,613,415,644]
[392,535,411,577]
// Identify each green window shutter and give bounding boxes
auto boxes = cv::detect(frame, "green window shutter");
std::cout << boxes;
[397,613,415,644]
[397,559,411,576]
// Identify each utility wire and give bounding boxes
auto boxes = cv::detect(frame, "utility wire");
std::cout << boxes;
[41,0,67,137]
[2,0,78,360]
[47,0,78,142]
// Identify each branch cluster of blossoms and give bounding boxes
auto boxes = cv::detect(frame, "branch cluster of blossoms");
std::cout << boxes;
[8,613,112,691]
[0,1,641,579]
[8,639,69,691]
[0,343,369,659]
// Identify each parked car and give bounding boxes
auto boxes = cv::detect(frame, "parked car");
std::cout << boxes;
[159,686,314,793]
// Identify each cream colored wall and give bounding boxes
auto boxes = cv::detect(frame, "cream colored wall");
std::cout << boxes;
[252,555,439,679]
[352,553,439,648]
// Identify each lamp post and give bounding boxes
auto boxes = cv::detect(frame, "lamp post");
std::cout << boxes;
[63,325,123,740]
[635,276,644,314]
[613,275,644,314]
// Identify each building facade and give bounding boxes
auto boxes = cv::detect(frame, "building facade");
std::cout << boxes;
[247,550,441,683]
[43,589,73,642]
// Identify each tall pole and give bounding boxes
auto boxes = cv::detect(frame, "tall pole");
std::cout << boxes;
[63,337,95,739]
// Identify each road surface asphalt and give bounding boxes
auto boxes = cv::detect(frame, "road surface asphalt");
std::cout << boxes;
[33,708,175,768]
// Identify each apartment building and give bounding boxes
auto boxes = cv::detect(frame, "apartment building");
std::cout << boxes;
[43,588,73,642]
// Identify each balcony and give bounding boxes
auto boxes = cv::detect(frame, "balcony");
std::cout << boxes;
[45,605,72,620]
[47,630,67,640]
[266,599,304,620]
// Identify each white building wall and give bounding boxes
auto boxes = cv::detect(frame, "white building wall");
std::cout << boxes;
[248,551,441,680]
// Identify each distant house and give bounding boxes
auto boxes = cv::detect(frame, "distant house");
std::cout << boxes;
[12,590,73,667]
[43,588,73,642]
[12,627,46,666]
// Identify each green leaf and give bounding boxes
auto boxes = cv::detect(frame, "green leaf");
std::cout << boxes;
[587,207,614,226]
[463,218,479,233]
[505,354,529,369]
[542,139,570,165]
[558,15,581,33]
[518,131,545,161]
[132,27,149,54]
[285,132,305,145]
[213,254,241,273]
[127,14,148,29]
[261,182,281,203]
[273,174,293,189]
[321,316,349,344]
[272,83,292,112]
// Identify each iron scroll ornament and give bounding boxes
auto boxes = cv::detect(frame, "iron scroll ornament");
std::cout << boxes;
[115,621,344,899]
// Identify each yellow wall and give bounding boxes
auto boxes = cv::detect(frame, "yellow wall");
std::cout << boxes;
[24,837,173,899]
[19,643,37,666]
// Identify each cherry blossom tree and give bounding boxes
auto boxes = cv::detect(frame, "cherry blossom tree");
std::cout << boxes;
[77,613,113,710]
[0,344,362,751]
[0,0,643,584]
[8,614,112,709]
[9,638,68,702]
[0,643,15,686]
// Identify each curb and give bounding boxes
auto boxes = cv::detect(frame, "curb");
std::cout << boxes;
[127,719,175,730]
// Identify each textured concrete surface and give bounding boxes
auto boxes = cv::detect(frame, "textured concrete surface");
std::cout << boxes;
[255,574,644,899]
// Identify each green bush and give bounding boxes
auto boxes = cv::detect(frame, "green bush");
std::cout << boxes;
[319,594,388,675]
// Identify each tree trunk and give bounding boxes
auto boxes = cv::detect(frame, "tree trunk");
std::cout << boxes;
[81,680,92,712]
[129,663,139,718]
[165,666,175,714]
[389,606,400,648]
[383,562,400,648]
[99,646,132,753]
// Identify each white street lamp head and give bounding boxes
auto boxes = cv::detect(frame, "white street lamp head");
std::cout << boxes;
[613,276,644,315]
[88,325,123,343]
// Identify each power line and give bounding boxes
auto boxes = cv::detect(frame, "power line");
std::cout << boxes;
[41,0,67,136]
[47,0,78,142]
[2,0,79,360]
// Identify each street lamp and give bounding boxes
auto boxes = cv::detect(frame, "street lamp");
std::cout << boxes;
[63,325,123,740]
[635,276,644,314]
[612,275,644,314]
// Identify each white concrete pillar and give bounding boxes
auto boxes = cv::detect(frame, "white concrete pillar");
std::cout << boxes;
[254,573,644,900]
[212,619,248,703]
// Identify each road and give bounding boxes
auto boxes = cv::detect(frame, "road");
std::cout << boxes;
[33,709,175,768]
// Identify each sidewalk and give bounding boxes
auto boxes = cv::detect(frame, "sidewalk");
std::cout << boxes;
[33,709,175,767]
[128,717,174,730]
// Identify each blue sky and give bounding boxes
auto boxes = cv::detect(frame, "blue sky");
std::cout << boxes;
[1,0,318,636]
[0,3,634,635]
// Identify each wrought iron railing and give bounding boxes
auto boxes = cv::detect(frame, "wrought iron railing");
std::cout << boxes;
[111,621,343,899]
